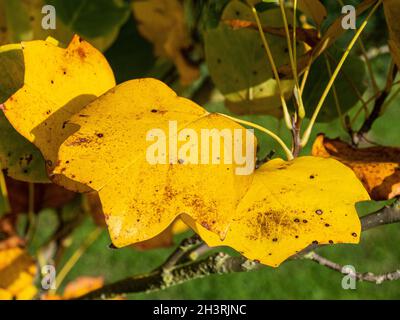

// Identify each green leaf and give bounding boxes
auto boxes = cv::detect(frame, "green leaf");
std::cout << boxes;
[303,47,367,122]
[46,0,130,39]
[1,0,33,42]
[105,15,156,83]
[204,0,296,116]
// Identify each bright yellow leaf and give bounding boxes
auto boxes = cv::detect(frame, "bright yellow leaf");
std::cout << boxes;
[0,247,37,300]
[2,35,115,190]
[52,79,256,247]
[185,157,369,267]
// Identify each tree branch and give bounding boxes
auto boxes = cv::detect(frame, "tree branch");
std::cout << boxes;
[305,252,400,284]
[78,253,260,300]
[156,234,202,271]
[356,63,398,142]
[77,198,400,299]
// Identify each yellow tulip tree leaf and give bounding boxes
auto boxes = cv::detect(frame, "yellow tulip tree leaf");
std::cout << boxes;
[51,79,256,247]
[132,0,199,85]
[0,247,37,300]
[185,156,369,267]
[2,35,115,188]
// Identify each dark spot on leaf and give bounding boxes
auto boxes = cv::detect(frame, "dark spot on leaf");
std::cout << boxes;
[312,240,318,245]
[62,121,69,129]
[310,175,315,179]
[97,133,104,138]
[329,240,334,244]
[352,232,357,237]
[151,109,158,113]
[303,219,308,223]
[294,218,300,223]
[77,47,87,59]
[272,238,278,242]
[325,223,330,227]
[315,209,323,215]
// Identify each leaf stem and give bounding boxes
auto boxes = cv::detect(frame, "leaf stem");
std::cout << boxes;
[218,113,294,161]
[51,227,102,295]
[323,54,346,130]
[26,183,36,242]
[279,0,305,119]
[0,170,10,214]
[301,0,383,147]
[249,3,292,129]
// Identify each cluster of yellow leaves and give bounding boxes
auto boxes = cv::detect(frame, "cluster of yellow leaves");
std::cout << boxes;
[313,135,400,201]
[0,247,37,300]
[0,36,369,267]
[132,0,199,85]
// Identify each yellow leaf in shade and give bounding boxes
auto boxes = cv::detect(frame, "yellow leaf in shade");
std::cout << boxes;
[0,247,37,300]
[312,135,400,200]
[132,0,199,85]
[52,79,256,248]
[2,35,116,191]
[384,0,400,69]
[297,0,328,27]
[184,157,369,267]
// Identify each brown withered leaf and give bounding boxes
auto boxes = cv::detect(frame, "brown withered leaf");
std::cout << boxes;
[312,135,400,200]
[223,19,320,47]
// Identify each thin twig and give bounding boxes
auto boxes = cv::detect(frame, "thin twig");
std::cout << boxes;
[157,234,202,271]
[301,0,383,147]
[78,253,261,300]
[305,252,400,284]
[356,62,398,142]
